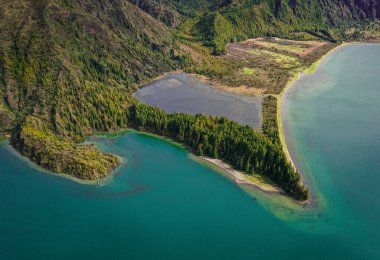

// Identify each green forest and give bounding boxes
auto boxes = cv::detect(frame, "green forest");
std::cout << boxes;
[129,101,308,200]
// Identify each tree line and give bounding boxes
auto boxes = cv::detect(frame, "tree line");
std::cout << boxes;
[127,100,308,201]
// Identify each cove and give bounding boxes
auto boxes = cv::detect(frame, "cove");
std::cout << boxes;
[0,44,379,259]
[0,133,356,259]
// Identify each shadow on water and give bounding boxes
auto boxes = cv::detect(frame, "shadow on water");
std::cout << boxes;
[79,184,148,199]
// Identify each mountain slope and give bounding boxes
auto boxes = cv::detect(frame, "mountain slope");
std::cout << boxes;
[189,0,379,53]
[0,0,177,177]
[0,0,177,133]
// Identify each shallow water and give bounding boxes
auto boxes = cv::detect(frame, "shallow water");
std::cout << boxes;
[0,44,379,259]
[282,43,380,258]
[134,73,262,127]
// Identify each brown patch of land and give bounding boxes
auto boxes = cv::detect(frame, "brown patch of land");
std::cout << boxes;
[222,37,337,94]
[180,36,338,96]
[191,73,267,97]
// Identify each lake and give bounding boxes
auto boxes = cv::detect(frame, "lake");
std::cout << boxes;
[134,72,262,128]
[0,44,379,259]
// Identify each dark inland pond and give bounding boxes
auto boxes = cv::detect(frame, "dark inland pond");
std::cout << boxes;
[134,72,262,128]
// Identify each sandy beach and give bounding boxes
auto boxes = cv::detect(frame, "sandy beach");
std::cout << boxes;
[198,156,281,194]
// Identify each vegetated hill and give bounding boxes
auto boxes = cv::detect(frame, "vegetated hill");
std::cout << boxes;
[0,0,177,134]
[0,0,177,177]
[127,0,181,27]
[189,0,380,53]
[127,0,227,26]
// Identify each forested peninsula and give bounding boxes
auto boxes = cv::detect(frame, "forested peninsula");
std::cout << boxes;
[1,0,379,201]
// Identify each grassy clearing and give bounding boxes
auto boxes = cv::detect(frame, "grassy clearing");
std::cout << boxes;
[248,49,300,65]
[242,67,256,75]
[243,172,279,191]
[178,34,336,95]
[255,40,308,54]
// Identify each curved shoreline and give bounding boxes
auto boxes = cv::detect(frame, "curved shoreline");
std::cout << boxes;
[196,156,282,194]
[2,139,125,186]
[117,129,284,195]
[8,125,280,194]
[277,42,352,191]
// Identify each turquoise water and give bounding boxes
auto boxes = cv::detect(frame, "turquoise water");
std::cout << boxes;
[282,43,380,258]
[0,44,379,259]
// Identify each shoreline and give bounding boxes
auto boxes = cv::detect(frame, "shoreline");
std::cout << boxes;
[3,139,125,186]
[134,69,184,90]
[197,156,282,194]
[96,130,314,206]
[104,129,285,196]
[276,42,353,190]
[195,156,309,206]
